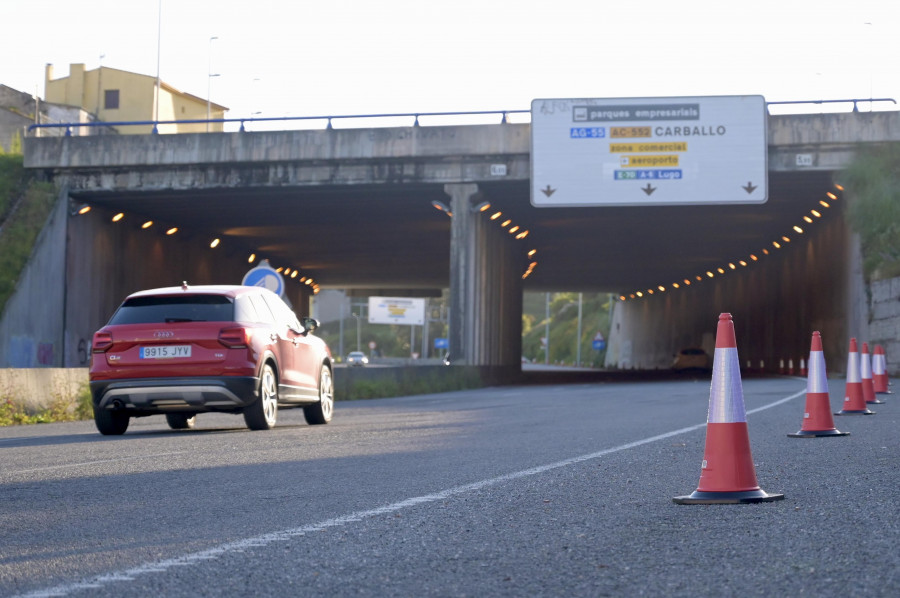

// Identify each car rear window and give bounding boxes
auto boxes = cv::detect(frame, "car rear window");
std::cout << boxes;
[108,295,235,324]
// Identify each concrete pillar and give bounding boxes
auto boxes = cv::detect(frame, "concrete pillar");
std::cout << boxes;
[445,183,523,366]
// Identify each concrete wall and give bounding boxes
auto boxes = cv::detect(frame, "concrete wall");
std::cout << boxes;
[0,187,69,368]
[868,276,900,376]
[0,367,87,413]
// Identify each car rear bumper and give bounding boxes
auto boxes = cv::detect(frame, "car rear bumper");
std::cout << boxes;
[91,376,258,413]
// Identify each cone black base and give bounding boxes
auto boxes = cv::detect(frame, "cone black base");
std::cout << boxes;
[673,489,785,505]
[866,399,885,404]
[787,429,850,438]
[835,409,874,415]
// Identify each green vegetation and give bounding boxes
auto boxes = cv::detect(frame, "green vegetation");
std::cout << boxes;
[522,292,613,366]
[841,143,900,281]
[0,154,57,315]
[0,382,93,426]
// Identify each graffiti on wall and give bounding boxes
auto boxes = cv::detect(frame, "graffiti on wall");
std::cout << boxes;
[8,336,55,367]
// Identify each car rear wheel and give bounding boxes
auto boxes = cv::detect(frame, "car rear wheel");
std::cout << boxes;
[244,364,278,431]
[304,366,334,425]
[165,413,197,430]
[94,408,129,435]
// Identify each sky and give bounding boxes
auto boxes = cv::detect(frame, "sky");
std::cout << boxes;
[3,0,899,127]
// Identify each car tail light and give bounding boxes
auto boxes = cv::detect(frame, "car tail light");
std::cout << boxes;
[92,332,113,353]
[219,326,250,348]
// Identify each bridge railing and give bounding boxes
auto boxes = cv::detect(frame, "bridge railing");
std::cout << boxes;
[26,109,532,137]
[25,98,897,137]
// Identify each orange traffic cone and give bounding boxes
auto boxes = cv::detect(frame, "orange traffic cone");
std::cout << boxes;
[873,345,891,394]
[788,332,849,438]
[835,338,874,415]
[861,342,883,404]
[674,313,784,504]
[799,358,807,377]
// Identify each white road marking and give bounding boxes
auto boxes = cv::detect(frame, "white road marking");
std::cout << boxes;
[14,388,805,598]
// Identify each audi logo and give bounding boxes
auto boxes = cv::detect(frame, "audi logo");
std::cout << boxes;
[154,331,175,338]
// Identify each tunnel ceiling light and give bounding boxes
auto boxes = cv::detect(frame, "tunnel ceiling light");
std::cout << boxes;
[636,291,643,297]
[430,200,452,217]
[672,283,679,289]
[811,210,822,218]
[166,227,178,235]
[509,225,520,234]
[763,249,770,255]
[527,249,537,257]
[826,192,838,200]
[793,225,804,233]
[291,271,298,278]
[820,200,830,208]
[658,285,666,292]
[77,204,91,215]
[112,213,124,222]
[706,271,714,278]
[739,260,747,266]
[300,276,307,282]
[472,201,491,212]
[516,231,529,240]
[501,219,512,227]
[248,253,256,263]
[803,216,813,223]
[490,211,502,220]
[210,238,220,248]
[284,268,291,275]
[717,267,725,274]
[782,236,790,243]
[141,221,153,229]
[773,241,781,249]
[276,267,284,273]
[834,183,845,191]
[750,254,758,261]
[728,263,736,270]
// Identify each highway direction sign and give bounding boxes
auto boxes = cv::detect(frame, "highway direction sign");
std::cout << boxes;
[530,95,768,207]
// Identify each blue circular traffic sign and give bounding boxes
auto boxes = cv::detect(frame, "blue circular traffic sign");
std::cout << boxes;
[242,263,284,296]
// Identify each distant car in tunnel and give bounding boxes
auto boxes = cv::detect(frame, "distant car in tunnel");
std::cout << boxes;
[346,351,369,367]
[672,347,712,372]
[88,284,334,435]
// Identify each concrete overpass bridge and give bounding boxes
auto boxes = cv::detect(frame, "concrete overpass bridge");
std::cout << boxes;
[5,106,900,372]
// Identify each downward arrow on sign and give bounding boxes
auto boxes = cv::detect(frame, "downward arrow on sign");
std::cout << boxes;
[742,182,757,194]
[541,185,556,197]
[642,184,656,196]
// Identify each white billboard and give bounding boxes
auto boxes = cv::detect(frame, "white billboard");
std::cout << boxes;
[531,95,767,207]
[368,297,425,325]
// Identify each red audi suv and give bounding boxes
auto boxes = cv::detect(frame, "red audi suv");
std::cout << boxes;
[89,284,334,434]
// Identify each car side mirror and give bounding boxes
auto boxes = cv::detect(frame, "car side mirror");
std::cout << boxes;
[300,317,319,333]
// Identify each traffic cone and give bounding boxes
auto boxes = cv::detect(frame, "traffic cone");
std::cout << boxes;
[788,358,795,375]
[674,313,785,504]
[788,332,849,438]
[799,358,807,377]
[873,345,891,394]
[861,342,883,404]
[779,359,785,374]
[835,338,874,415]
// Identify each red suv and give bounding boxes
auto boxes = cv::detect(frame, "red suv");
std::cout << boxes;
[89,284,334,435]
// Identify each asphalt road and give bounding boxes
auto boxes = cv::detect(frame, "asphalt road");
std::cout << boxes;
[1,376,898,597]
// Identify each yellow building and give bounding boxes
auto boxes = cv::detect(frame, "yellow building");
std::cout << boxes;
[44,63,228,134]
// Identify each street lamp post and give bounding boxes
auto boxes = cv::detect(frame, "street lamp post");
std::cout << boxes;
[207,36,219,132]
[352,313,361,352]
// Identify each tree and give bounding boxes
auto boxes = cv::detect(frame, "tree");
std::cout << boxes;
[841,143,900,281]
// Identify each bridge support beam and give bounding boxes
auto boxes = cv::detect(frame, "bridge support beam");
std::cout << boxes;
[445,184,522,366]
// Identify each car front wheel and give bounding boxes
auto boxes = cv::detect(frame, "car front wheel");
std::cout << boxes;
[303,366,334,425]
[244,364,278,431]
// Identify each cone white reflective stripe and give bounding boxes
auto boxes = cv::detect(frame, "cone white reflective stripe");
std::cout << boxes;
[861,350,873,380]
[846,347,861,383]
[708,347,747,423]
[873,352,886,376]
[807,349,829,394]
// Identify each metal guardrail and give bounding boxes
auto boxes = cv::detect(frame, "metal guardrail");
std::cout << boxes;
[27,109,532,136]
[25,99,898,136]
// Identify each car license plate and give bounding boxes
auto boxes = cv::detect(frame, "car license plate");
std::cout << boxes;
[140,345,191,359]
